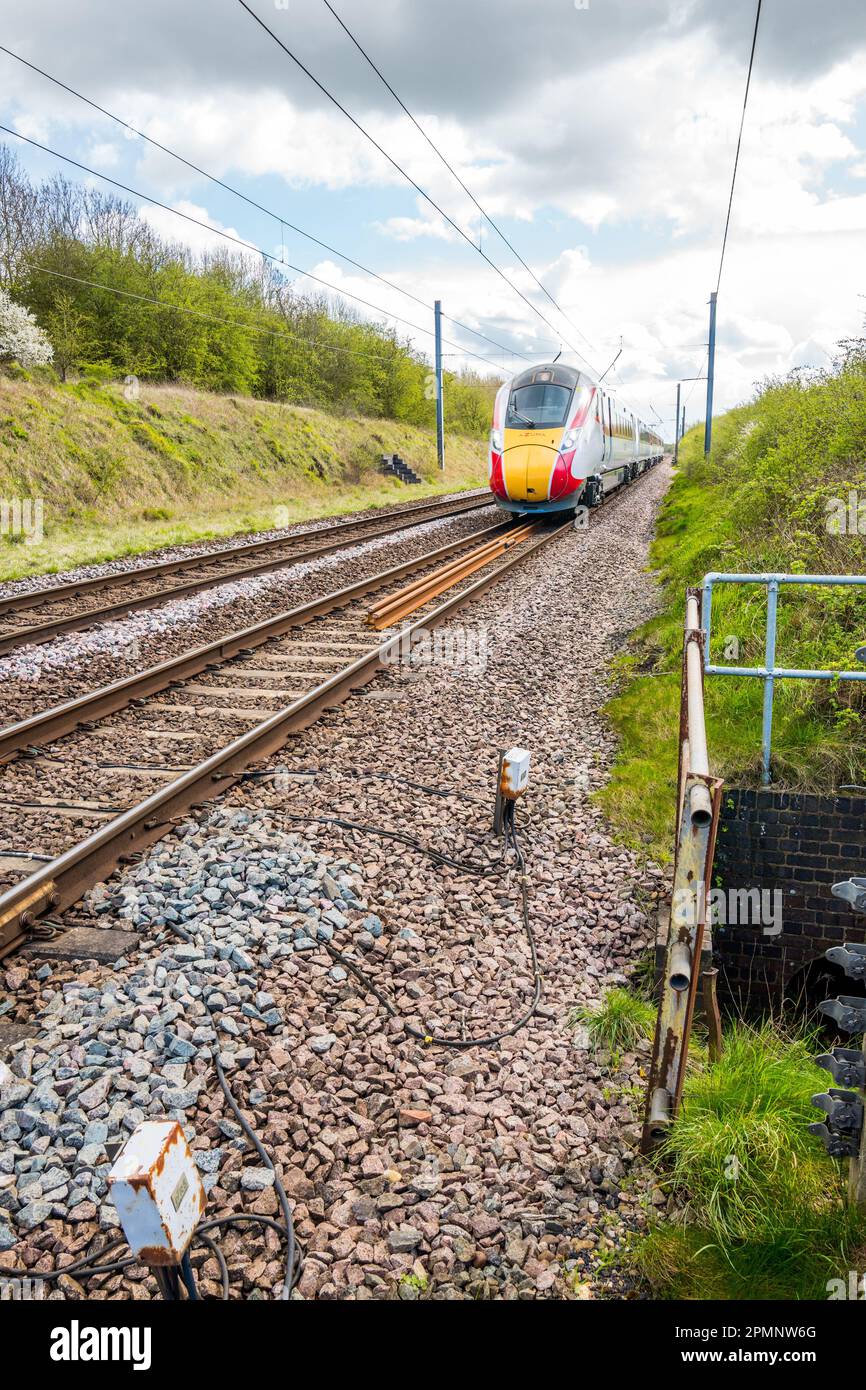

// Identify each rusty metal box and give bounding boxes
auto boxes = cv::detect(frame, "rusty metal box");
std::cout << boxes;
[108,1120,205,1264]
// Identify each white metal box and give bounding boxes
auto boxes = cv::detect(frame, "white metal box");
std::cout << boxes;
[108,1120,206,1265]
[500,747,531,800]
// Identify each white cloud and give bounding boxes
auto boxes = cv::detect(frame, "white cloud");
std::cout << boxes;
[86,140,120,168]
[139,201,259,258]
[2,0,866,424]
[372,214,459,242]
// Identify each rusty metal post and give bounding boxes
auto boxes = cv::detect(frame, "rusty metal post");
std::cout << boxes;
[849,1033,866,1207]
[493,749,506,836]
[702,967,723,1063]
[642,587,724,1150]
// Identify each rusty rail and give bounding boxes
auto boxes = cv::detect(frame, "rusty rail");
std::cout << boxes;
[0,519,515,765]
[0,490,491,621]
[367,522,537,629]
[641,587,723,1150]
[0,494,495,657]
[0,521,573,958]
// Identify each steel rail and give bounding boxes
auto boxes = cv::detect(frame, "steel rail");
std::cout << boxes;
[368,523,538,629]
[0,520,572,957]
[0,519,517,764]
[0,494,495,655]
[0,489,490,618]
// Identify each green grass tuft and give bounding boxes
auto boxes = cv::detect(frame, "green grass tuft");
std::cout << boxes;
[570,987,656,1060]
[632,1021,866,1300]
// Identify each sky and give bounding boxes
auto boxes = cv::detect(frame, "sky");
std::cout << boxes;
[1,0,866,432]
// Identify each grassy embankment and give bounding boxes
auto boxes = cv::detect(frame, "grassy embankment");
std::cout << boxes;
[0,373,488,581]
[598,363,866,860]
[578,988,865,1300]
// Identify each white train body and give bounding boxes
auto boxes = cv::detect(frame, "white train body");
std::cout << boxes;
[488,363,663,515]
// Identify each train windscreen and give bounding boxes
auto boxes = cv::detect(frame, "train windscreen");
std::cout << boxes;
[506,382,572,429]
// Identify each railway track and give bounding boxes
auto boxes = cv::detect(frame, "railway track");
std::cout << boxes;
[0,514,566,957]
[0,464,661,962]
[0,489,493,656]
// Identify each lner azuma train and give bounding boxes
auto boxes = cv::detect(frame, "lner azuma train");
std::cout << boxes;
[488,363,663,516]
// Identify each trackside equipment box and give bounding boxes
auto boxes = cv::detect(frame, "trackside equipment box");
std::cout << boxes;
[108,1120,206,1264]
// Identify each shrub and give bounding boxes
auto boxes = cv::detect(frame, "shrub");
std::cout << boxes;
[0,288,53,369]
[600,350,866,858]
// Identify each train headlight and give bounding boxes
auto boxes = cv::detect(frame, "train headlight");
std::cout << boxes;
[561,428,579,451]
[490,428,503,452]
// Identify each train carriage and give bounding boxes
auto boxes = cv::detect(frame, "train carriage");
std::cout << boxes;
[488,363,663,515]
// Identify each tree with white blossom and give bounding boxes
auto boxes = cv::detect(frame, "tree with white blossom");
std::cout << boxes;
[0,288,53,368]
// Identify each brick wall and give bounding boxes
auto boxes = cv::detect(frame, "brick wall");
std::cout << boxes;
[712,788,866,1013]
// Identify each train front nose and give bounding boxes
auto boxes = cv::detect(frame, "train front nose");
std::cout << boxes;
[502,442,558,501]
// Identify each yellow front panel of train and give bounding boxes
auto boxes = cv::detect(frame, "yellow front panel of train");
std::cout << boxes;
[502,428,561,500]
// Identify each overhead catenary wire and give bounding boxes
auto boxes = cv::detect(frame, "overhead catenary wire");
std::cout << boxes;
[683,350,709,409]
[236,0,602,376]
[0,124,515,375]
[656,2,760,428]
[716,0,763,295]
[21,262,518,375]
[319,0,599,359]
[0,43,542,367]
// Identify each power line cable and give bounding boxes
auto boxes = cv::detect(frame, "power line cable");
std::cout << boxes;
[319,0,599,358]
[716,0,762,294]
[683,350,709,409]
[0,123,511,374]
[0,44,541,366]
[236,0,600,375]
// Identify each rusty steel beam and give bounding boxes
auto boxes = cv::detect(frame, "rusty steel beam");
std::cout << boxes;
[0,519,515,765]
[370,526,530,617]
[702,967,723,1063]
[0,520,572,957]
[368,524,537,629]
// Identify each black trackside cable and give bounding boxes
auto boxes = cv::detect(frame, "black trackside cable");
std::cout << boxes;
[260,794,543,1049]
[20,918,303,1302]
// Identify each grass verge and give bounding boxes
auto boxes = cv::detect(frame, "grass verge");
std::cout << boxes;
[0,374,487,580]
[632,1019,866,1300]
[597,359,866,861]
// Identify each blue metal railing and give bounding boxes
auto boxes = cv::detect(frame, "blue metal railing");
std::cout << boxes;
[702,572,866,785]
